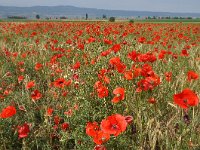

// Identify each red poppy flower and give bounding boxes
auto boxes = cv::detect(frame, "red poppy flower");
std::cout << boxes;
[187,71,198,81]
[26,81,35,90]
[31,90,42,101]
[86,37,96,44]
[17,123,30,138]
[174,88,199,109]
[181,49,189,56]
[72,61,81,70]
[53,78,67,88]
[137,75,160,91]
[115,62,126,73]
[124,71,133,80]
[35,63,43,71]
[93,130,110,145]
[54,116,60,125]
[94,81,103,89]
[104,39,112,45]
[138,37,146,43]
[101,49,111,57]
[141,64,154,77]
[78,43,84,50]
[132,67,141,78]
[127,50,138,62]
[61,122,69,131]
[0,106,16,118]
[101,114,127,136]
[148,98,157,104]
[111,44,121,53]
[109,57,121,66]
[18,75,24,83]
[102,76,110,84]
[47,107,54,116]
[112,87,125,103]
[96,86,109,99]
[86,122,100,137]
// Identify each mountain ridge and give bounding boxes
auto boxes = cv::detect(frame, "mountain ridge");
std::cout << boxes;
[0,5,199,18]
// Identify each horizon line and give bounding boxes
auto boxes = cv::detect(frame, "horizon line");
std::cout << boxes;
[0,5,200,14]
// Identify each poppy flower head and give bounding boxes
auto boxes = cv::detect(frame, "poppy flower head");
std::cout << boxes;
[17,123,30,138]
[112,87,125,103]
[96,86,109,99]
[31,90,42,101]
[72,61,81,70]
[46,107,54,116]
[174,88,199,109]
[93,130,110,145]
[0,106,16,118]
[112,44,121,53]
[53,78,67,88]
[124,70,133,80]
[26,81,35,90]
[18,75,24,83]
[86,122,100,137]
[61,122,69,131]
[109,57,121,66]
[101,114,127,137]
[187,71,198,81]
[35,63,43,71]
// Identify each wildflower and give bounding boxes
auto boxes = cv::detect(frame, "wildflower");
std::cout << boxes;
[148,98,157,104]
[187,71,198,81]
[0,106,16,118]
[112,87,125,103]
[86,122,100,137]
[174,88,199,109]
[101,114,127,137]
[18,75,24,83]
[26,81,35,90]
[61,122,69,131]
[93,131,110,145]
[124,70,133,80]
[17,123,30,138]
[35,63,43,71]
[31,90,42,101]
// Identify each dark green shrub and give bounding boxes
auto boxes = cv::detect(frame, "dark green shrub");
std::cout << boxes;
[109,17,115,22]
[129,19,134,23]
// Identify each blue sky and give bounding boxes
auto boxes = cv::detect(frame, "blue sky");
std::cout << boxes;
[0,0,199,13]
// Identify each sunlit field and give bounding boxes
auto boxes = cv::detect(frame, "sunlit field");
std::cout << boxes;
[0,22,199,150]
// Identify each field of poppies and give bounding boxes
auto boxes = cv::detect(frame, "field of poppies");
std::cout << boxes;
[0,22,199,150]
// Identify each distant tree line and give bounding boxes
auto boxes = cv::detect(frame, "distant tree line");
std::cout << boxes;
[146,16,193,19]
[7,16,27,19]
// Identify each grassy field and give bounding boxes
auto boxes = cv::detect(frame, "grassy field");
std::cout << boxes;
[0,21,199,150]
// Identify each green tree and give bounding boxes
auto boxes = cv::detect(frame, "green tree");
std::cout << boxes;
[109,17,115,22]
[86,13,88,20]
[102,14,107,19]
[36,14,40,19]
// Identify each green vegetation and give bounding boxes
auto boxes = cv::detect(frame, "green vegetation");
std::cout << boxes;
[109,17,116,22]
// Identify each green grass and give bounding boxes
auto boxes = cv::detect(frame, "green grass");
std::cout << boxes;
[0,21,199,150]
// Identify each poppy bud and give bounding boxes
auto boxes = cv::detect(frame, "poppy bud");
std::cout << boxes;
[125,115,133,124]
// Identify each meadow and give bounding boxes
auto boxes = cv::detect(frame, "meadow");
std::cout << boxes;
[0,21,199,150]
